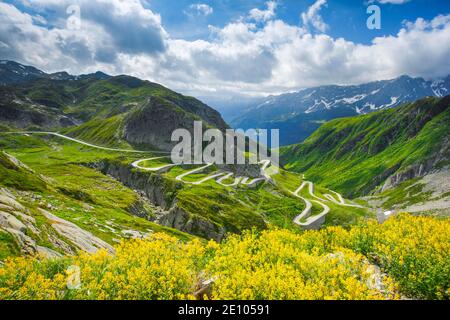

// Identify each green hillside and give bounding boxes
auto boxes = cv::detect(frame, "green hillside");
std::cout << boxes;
[0,75,227,147]
[280,96,450,198]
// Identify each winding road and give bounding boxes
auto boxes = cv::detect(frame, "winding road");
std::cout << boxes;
[2,131,364,230]
[1,131,169,154]
[3,131,274,187]
[291,182,330,229]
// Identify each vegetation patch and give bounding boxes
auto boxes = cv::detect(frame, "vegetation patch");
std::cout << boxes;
[1,214,447,300]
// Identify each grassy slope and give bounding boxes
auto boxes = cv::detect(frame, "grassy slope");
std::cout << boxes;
[2,75,226,140]
[57,79,225,149]
[1,132,371,247]
[62,114,132,148]
[280,96,450,198]
[0,134,305,243]
[0,134,193,260]
[138,158,371,231]
[10,75,210,120]
[132,160,307,233]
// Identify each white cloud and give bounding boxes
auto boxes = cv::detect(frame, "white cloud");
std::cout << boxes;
[301,0,329,33]
[185,3,213,17]
[249,1,277,22]
[4,0,167,61]
[1,1,450,99]
[162,14,450,96]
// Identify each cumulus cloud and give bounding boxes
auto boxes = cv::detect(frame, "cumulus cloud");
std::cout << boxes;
[249,1,277,22]
[1,1,450,99]
[162,14,450,95]
[0,0,167,71]
[301,0,329,33]
[185,3,213,17]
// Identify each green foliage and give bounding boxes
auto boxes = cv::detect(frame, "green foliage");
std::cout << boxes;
[0,134,193,253]
[281,96,450,198]
[62,115,131,148]
[0,151,47,192]
[0,231,20,261]
[0,125,371,259]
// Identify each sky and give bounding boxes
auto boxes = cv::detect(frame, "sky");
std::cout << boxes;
[0,0,449,100]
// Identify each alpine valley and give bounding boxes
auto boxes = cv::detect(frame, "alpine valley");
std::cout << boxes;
[0,60,449,300]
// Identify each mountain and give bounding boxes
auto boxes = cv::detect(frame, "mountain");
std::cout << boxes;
[0,61,227,151]
[0,60,110,85]
[232,75,450,145]
[280,96,450,213]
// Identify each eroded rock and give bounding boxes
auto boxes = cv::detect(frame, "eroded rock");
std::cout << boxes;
[39,208,115,254]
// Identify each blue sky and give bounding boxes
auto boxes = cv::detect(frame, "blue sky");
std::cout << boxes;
[0,0,449,98]
[148,0,449,43]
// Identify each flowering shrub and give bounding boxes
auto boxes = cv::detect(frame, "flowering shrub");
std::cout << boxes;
[0,214,448,300]
[206,230,398,300]
[0,234,204,300]
[347,214,450,300]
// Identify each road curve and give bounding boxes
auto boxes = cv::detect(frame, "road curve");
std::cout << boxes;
[291,181,330,229]
[216,173,243,187]
[324,190,363,208]
[131,157,177,172]
[1,131,169,154]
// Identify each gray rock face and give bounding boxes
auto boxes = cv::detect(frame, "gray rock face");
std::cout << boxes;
[96,161,175,209]
[219,163,262,179]
[0,211,27,233]
[96,160,226,241]
[38,208,115,254]
[5,228,37,255]
[381,138,449,192]
[124,96,228,152]
[0,188,39,255]
[0,185,114,257]
[156,207,225,242]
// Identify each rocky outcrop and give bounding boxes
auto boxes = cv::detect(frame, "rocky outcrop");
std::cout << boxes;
[124,96,227,152]
[156,207,225,242]
[0,184,114,257]
[94,160,177,209]
[95,160,227,241]
[38,208,115,254]
[381,137,449,192]
[0,188,60,257]
[219,163,262,179]
[0,211,27,233]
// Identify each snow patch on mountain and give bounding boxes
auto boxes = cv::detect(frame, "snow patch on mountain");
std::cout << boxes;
[305,99,332,113]
[380,97,399,109]
[431,80,448,97]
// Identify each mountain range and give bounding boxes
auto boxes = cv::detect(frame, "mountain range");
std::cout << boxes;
[231,75,450,145]
[0,60,227,152]
[0,60,110,85]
